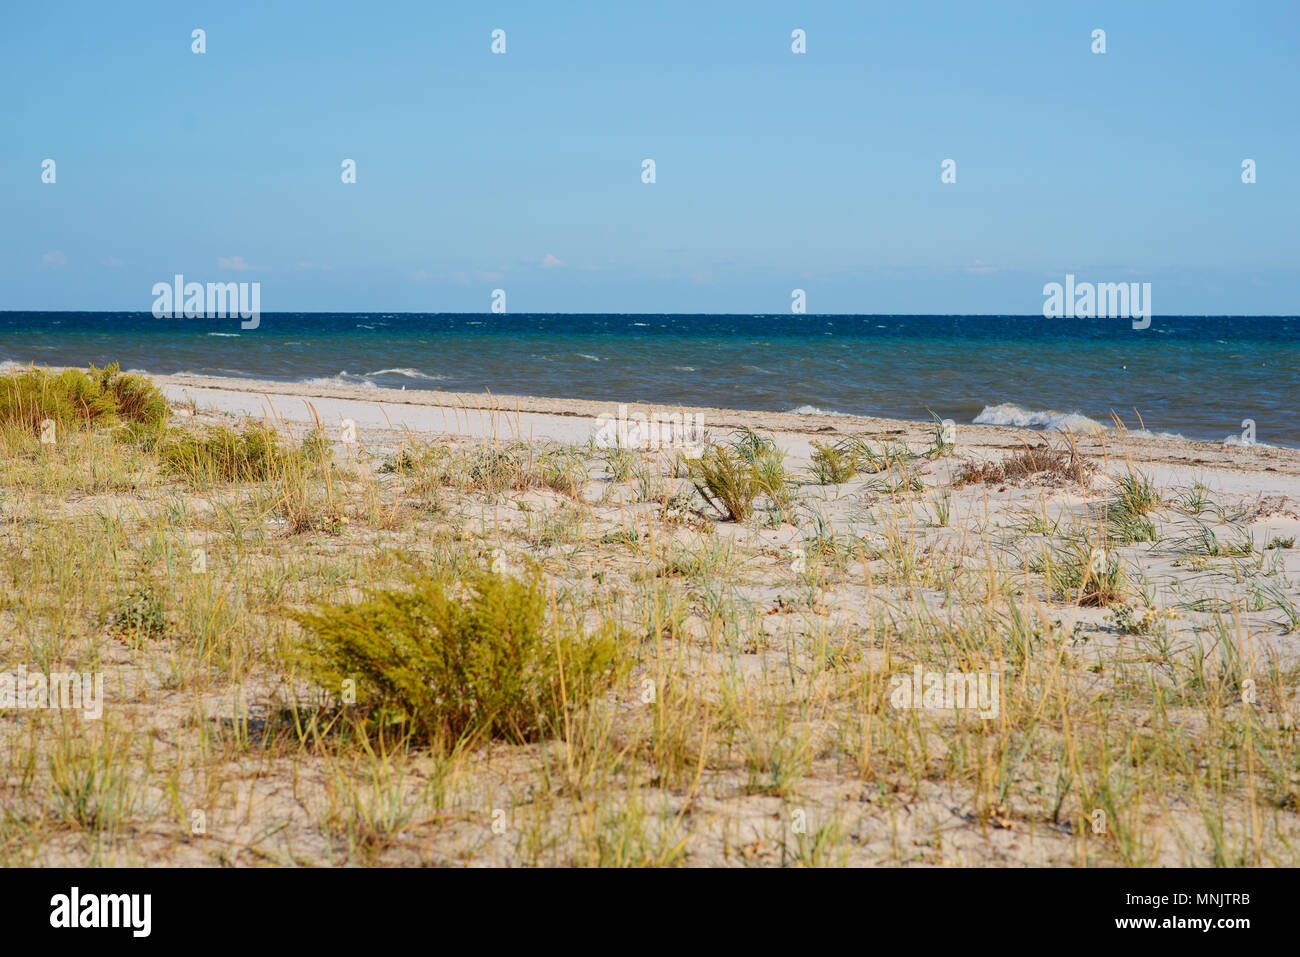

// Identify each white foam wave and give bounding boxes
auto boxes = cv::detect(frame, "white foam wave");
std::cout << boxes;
[1220,434,1276,449]
[367,367,442,380]
[973,403,1106,434]
[300,372,378,389]
[787,404,868,418]
[297,367,443,389]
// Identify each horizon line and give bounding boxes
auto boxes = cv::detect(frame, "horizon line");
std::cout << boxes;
[4,310,1299,319]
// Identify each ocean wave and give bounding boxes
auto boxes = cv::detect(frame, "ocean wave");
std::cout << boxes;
[1220,434,1276,449]
[368,367,443,380]
[297,368,444,389]
[788,404,867,418]
[206,332,240,337]
[1128,428,1191,442]
[577,354,602,361]
[672,365,697,372]
[174,369,252,380]
[299,372,379,389]
[973,403,1106,434]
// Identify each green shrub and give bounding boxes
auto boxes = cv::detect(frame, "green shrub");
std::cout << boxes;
[0,363,169,435]
[379,444,449,477]
[293,570,627,746]
[159,422,292,483]
[469,443,538,495]
[299,428,333,465]
[109,587,166,641]
[1107,510,1158,544]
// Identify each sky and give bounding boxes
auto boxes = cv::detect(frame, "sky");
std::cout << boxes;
[2,0,1297,315]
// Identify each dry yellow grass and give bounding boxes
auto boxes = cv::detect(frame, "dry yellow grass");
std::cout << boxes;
[1,374,1298,867]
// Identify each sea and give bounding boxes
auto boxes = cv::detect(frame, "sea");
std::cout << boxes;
[3,312,1297,448]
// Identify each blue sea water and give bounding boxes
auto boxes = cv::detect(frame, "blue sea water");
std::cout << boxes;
[4,312,1297,447]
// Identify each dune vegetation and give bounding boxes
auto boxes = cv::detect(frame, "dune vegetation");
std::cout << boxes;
[0,364,1297,866]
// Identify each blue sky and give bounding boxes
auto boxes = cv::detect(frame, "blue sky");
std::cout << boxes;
[3,0,1297,314]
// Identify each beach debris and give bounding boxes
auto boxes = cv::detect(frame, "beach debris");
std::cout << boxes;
[788,543,806,574]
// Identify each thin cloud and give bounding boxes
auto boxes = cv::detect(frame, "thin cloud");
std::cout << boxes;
[42,251,67,266]
[218,255,263,272]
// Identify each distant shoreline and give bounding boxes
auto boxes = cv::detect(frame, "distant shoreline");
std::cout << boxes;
[139,370,1300,488]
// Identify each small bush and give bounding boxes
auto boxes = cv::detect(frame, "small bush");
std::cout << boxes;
[109,587,166,641]
[299,429,333,465]
[0,363,169,435]
[159,423,293,483]
[293,570,627,746]
[469,443,538,496]
[728,427,777,463]
[380,444,448,476]
[1107,604,1176,636]
[810,436,906,484]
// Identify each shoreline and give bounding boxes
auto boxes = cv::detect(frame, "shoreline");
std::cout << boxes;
[149,371,1300,487]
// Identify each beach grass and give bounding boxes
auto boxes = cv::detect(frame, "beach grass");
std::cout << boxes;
[1,365,1298,866]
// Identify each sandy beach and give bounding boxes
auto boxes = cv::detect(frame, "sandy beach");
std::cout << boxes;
[4,364,1298,866]
[156,371,1300,475]
[156,372,1300,504]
